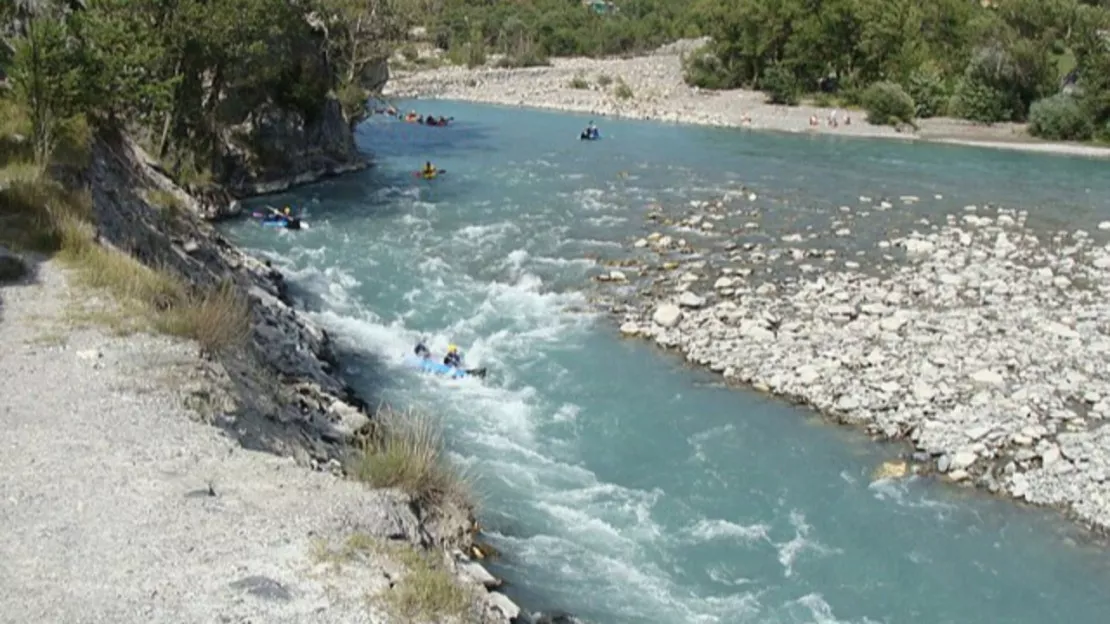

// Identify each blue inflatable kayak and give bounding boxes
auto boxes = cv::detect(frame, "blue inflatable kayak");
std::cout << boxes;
[403,355,487,380]
[261,219,306,230]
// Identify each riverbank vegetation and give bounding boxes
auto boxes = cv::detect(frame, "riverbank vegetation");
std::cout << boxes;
[427,0,1110,141]
[3,2,472,525]
[352,406,473,511]
[1,0,404,188]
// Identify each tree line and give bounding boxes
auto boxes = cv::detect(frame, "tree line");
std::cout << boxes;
[423,0,1110,141]
[1,0,403,181]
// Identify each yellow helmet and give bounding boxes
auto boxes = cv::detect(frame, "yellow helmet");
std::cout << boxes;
[283,206,291,214]
[447,344,458,353]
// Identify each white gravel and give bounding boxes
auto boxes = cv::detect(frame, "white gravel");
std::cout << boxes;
[0,261,497,623]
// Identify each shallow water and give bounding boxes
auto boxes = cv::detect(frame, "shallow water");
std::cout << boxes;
[221,101,1110,624]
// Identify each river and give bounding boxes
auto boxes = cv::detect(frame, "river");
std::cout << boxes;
[221,101,1110,624]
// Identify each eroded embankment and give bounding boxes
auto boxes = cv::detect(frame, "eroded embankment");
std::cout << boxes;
[593,194,1110,536]
[0,132,534,623]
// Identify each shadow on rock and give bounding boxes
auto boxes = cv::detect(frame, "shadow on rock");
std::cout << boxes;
[0,247,48,326]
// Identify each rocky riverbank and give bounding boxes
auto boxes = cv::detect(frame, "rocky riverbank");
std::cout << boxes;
[592,194,1110,535]
[0,130,553,622]
[385,40,1110,159]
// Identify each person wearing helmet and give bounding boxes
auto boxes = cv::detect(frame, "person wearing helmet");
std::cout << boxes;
[443,344,462,368]
[283,206,291,216]
[422,161,437,177]
[414,338,431,359]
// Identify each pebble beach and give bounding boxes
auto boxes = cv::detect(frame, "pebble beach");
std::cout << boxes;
[385,39,1110,159]
[584,192,1110,534]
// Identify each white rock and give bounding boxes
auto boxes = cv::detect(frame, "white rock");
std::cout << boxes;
[969,369,1005,387]
[487,591,521,619]
[903,239,935,258]
[619,322,640,336]
[678,291,706,308]
[714,276,734,289]
[949,451,977,471]
[76,349,102,361]
[652,304,683,328]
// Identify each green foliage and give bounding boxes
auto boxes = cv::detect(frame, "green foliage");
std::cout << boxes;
[568,74,590,90]
[860,81,916,126]
[2,0,404,182]
[425,0,700,61]
[949,75,1014,123]
[613,78,634,100]
[1028,94,1095,140]
[905,64,950,118]
[7,10,84,169]
[760,64,800,106]
[667,0,1110,133]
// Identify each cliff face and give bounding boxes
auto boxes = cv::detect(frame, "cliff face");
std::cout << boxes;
[207,22,391,200]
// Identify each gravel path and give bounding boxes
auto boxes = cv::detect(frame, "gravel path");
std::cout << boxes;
[0,261,466,623]
[385,40,1110,159]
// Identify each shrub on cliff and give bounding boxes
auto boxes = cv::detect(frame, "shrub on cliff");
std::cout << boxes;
[861,81,917,126]
[1028,94,1095,141]
[352,406,472,511]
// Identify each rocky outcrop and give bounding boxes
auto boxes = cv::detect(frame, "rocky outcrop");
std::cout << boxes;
[80,129,527,622]
[216,95,369,198]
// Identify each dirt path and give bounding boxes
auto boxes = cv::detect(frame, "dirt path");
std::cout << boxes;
[0,261,437,623]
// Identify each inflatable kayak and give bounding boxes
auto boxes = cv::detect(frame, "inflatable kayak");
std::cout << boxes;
[403,355,487,380]
[413,170,447,179]
[261,219,306,230]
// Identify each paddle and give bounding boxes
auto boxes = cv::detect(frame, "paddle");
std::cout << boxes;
[464,367,488,379]
[413,169,447,179]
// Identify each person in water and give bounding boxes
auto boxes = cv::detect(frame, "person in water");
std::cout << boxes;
[443,344,462,368]
[414,341,431,359]
[422,161,437,176]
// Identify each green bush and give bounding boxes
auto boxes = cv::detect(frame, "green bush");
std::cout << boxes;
[906,65,949,118]
[760,64,800,106]
[860,81,916,126]
[682,45,734,90]
[949,77,1013,123]
[613,78,634,100]
[1028,94,1094,141]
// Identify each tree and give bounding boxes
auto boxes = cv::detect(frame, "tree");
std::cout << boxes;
[8,8,82,168]
[73,0,177,125]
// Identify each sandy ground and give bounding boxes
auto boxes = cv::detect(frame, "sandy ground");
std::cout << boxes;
[0,261,450,624]
[385,40,1110,159]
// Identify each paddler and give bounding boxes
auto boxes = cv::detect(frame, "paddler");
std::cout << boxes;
[422,161,437,177]
[443,344,463,368]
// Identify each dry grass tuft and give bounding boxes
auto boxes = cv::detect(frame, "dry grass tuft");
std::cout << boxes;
[159,279,253,357]
[0,165,250,355]
[312,533,471,621]
[350,405,473,512]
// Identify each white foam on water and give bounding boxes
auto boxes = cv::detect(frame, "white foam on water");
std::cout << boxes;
[782,593,883,624]
[869,476,959,514]
[774,510,841,579]
[683,518,772,545]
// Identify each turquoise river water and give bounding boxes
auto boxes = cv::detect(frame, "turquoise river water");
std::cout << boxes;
[222,101,1110,624]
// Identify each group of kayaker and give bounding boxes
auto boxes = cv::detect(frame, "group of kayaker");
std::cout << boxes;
[414,341,464,368]
[400,110,452,126]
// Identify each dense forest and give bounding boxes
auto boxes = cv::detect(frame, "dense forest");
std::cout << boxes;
[421,0,1110,141]
[1,0,403,181]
